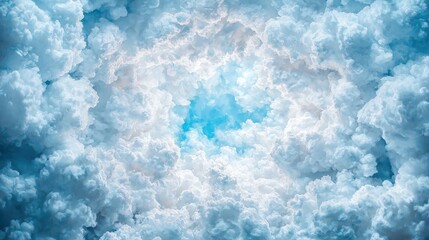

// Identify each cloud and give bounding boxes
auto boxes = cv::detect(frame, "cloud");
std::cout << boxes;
[1,0,428,239]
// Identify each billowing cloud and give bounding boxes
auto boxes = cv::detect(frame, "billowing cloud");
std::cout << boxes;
[1,0,429,239]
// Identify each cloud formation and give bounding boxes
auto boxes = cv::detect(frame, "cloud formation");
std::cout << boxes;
[1,0,429,239]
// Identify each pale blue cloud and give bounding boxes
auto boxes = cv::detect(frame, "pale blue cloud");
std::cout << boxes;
[1,0,428,239]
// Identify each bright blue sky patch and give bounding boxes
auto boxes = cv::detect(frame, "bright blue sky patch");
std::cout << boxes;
[180,90,267,141]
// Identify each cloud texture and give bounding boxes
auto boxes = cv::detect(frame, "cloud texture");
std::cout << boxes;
[1,0,429,239]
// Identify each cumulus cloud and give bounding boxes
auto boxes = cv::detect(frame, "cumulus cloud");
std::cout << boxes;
[1,0,429,239]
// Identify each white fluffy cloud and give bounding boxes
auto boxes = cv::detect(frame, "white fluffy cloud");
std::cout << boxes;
[1,0,429,239]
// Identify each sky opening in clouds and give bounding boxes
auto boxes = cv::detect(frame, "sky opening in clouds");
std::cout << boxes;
[1,0,429,239]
